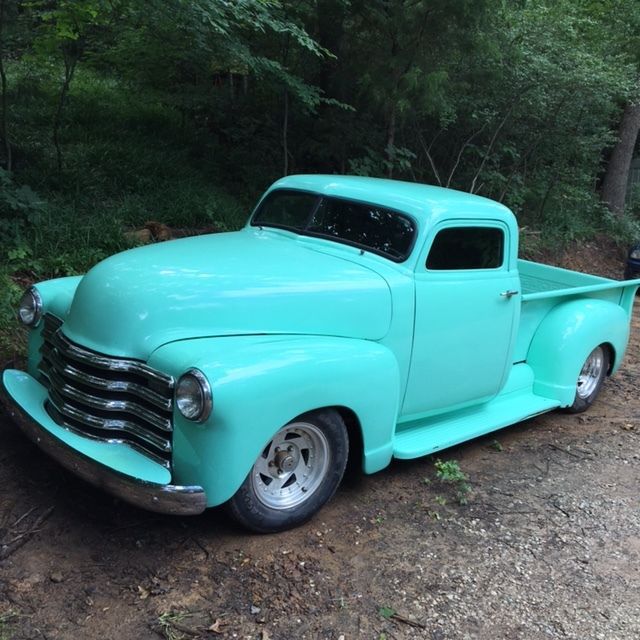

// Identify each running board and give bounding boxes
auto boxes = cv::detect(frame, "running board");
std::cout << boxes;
[393,390,560,460]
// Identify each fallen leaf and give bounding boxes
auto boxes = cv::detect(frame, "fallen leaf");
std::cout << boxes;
[208,618,226,634]
[137,585,149,600]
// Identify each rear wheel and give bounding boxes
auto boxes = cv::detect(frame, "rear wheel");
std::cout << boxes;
[565,345,609,413]
[227,409,349,533]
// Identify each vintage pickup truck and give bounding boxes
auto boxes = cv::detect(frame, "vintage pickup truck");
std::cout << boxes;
[2,175,639,532]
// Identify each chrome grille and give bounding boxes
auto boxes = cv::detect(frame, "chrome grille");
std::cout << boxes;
[38,314,174,468]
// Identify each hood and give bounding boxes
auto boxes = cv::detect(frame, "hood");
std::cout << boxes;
[62,229,392,359]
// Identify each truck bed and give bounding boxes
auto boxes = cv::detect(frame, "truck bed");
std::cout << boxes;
[514,260,640,363]
[519,259,620,300]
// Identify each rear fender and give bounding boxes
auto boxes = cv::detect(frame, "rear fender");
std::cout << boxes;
[149,335,400,507]
[526,299,629,406]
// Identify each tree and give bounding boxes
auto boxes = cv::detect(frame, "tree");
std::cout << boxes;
[30,0,126,171]
[601,99,640,215]
[589,0,640,215]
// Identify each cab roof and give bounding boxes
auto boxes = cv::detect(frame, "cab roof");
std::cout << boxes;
[268,174,514,226]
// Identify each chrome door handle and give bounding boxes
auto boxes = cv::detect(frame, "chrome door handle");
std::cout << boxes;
[500,290,519,298]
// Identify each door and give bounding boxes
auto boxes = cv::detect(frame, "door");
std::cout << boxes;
[401,221,520,418]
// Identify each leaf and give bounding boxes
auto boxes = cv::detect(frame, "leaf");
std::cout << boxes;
[208,618,226,634]
[378,606,396,620]
[137,585,149,599]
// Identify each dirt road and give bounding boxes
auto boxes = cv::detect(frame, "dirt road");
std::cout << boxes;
[1,310,639,640]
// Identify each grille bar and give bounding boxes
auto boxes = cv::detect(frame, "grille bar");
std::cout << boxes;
[38,314,174,468]
[41,364,172,432]
[47,328,173,392]
[40,345,172,411]
[47,389,172,453]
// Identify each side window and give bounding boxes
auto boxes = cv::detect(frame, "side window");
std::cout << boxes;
[426,227,504,270]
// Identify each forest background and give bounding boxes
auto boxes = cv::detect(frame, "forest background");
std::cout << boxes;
[1,0,640,354]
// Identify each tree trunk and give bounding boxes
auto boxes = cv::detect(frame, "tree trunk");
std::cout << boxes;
[0,0,11,171]
[282,88,289,176]
[53,52,78,173]
[386,105,396,178]
[601,101,640,216]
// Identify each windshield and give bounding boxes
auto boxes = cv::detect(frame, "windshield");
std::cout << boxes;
[251,189,417,262]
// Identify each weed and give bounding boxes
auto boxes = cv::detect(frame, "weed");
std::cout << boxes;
[156,610,192,640]
[490,439,504,452]
[456,485,471,505]
[434,459,467,483]
[379,606,396,620]
[0,271,27,360]
[0,611,17,640]
[434,495,447,506]
[434,459,471,505]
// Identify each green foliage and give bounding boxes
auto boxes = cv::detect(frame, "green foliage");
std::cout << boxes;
[434,459,471,505]
[0,270,25,359]
[0,610,16,640]
[0,169,43,248]
[378,606,396,620]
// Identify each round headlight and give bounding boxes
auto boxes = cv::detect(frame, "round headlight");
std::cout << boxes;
[18,287,43,327]
[175,369,212,422]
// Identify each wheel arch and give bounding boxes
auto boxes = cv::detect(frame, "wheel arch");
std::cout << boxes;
[149,335,400,507]
[526,299,629,407]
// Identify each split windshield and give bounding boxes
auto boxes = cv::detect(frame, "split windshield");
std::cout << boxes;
[251,189,416,262]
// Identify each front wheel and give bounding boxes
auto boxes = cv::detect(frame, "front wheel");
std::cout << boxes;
[226,409,349,533]
[565,345,610,413]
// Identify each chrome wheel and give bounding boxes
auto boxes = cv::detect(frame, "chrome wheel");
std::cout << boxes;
[576,346,605,400]
[251,421,330,510]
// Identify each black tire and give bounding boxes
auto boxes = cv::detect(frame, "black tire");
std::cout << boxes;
[226,409,349,533]
[564,345,610,414]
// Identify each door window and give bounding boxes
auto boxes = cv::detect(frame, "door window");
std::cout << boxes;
[426,227,504,270]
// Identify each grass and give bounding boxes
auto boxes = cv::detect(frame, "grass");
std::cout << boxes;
[0,611,17,640]
[155,610,194,640]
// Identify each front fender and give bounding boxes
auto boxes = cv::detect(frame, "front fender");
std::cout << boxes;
[149,335,400,507]
[26,276,83,376]
[526,299,629,406]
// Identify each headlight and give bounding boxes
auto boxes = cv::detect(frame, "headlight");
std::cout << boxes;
[17,287,43,327]
[175,368,212,422]
[630,249,640,260]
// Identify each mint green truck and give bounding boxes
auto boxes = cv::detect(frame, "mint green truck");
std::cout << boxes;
[2,175,639,532]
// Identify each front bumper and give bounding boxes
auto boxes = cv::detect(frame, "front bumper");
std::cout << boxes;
[1,369,207,516]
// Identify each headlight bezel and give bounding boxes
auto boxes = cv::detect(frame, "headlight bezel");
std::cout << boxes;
[175,368,213,423]
[17,287,43,328]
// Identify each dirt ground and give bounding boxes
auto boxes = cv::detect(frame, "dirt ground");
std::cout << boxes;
[1,246,639,640]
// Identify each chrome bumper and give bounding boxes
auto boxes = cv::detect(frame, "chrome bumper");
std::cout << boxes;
[0,373,207,516]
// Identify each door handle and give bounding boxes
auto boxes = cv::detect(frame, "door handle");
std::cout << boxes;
[500,290,519,298]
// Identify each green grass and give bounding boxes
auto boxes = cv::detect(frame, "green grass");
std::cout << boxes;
[0,610,17,640]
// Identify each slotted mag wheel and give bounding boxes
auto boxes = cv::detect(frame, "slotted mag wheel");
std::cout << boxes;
[576,346,605,400]
[251,421,330,510]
